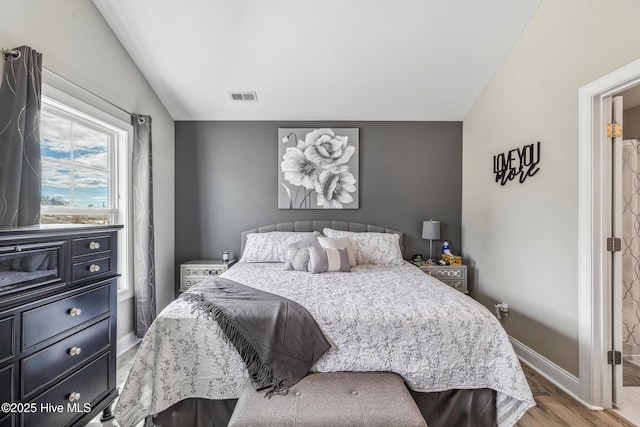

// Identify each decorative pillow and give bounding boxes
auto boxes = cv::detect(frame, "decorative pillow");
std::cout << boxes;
[290,232,322,249]
[284,233,322,271]
[308,247,351,274]
[241,232,318,263]
[317,236,356,267]
[322,228,404,266]
[284,247,311,271]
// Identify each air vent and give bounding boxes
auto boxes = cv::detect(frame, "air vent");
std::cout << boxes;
[229,91,258,102]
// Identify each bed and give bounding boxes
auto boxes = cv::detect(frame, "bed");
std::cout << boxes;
[115,221,534,427]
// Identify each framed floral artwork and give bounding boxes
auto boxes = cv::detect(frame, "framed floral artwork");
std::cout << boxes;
[278,128,359,209]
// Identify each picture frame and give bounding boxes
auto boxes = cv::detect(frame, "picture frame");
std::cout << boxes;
[278,128,359,209]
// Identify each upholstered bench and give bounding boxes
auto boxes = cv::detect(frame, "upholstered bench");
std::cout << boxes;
[228,372,427,427]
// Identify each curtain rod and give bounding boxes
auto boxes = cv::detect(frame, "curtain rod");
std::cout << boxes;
[3,47,136,119]
[1,48,20,59]
[43,68,134,117]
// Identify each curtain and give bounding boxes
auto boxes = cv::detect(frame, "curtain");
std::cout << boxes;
[0,46,42,227]
[132,114,156,337]
[622,139,640,352]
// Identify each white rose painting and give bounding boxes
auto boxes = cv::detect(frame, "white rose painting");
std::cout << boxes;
[278,128,359,209]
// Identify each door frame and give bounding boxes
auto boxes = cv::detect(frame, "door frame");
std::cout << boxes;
[578,58,640,409]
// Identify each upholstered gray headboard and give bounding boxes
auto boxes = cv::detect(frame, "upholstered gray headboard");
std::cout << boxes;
[240,220,404,257]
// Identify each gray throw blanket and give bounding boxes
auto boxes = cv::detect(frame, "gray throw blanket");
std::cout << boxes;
[182,277,331,396]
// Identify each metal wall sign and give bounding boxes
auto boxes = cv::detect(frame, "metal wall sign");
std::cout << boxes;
[493,141,541,185]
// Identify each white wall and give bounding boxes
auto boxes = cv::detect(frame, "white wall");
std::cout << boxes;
[462,0,640,376]
[0,0,175,340]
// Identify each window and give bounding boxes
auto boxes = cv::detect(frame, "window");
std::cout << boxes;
[39,91,132,297]
[40,100,116,224]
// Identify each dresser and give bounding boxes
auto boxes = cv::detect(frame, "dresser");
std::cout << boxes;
[413,263,468,294]
[179,259,235,292]
[0,224,122,427]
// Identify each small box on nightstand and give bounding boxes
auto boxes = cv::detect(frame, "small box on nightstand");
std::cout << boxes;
[180,259,236,292]
[441,254,462,266]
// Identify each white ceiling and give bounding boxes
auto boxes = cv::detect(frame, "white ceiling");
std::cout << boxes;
[93,0,541,121]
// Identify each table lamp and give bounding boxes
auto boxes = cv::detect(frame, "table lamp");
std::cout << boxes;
[422,220,441,264]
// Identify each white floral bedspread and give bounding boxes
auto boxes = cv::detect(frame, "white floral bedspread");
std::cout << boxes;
[115,262,534,427]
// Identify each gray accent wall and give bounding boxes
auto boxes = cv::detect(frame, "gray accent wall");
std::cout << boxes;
[175,121,461,289]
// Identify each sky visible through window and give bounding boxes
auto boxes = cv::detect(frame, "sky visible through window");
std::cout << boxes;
[40,109,110,209]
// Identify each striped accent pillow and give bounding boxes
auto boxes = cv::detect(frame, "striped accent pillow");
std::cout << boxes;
[317,236,356,267]
[308,247,351,274]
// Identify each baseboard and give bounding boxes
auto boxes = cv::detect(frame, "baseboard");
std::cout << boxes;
[509,336,602,410]
[117,331,141,357]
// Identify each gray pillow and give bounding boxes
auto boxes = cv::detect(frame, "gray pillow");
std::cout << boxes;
[284,247,312,271]
[284,232,321,271]
[308,247,351,274]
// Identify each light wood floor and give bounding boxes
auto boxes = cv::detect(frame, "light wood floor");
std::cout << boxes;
[616,385,640,425]
[90,346,638,427]
[517,363,637,427]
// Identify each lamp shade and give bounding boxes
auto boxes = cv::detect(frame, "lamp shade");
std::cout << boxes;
[422,220,440,240]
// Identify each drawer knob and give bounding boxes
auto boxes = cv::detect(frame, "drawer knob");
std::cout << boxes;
[89,264,101,272]
[69,346,82,356]
[68,392,81,402]
[89,241,101,250]
[69,307,82,316]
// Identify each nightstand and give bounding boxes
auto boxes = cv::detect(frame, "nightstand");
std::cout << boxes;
[413,263,468,294]
[180,259,236,292]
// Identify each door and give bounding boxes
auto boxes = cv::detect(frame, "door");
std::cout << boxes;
[610,95,624,406]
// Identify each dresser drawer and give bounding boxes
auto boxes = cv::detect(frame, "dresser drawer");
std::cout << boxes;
[0,365,14,416]
[423,268,465,280]
[181,266,227,277]
[22,284,111,350]
[180,259,233,292]
[72,235,111,258]
[72,256,112,283]
[0,414,13,427]
[21,319,110,399]
[22,352,110,427]
[0,240,66,301]
[418,265,468,294]
[180,277,209,292]
[0,316,14,363]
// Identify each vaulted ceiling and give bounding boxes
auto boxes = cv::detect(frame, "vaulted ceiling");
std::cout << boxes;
[93,0,541,121]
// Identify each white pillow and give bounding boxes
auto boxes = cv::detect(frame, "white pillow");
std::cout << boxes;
[322,228,404,266]
[241,232,318,263]
[317,236,356,267]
